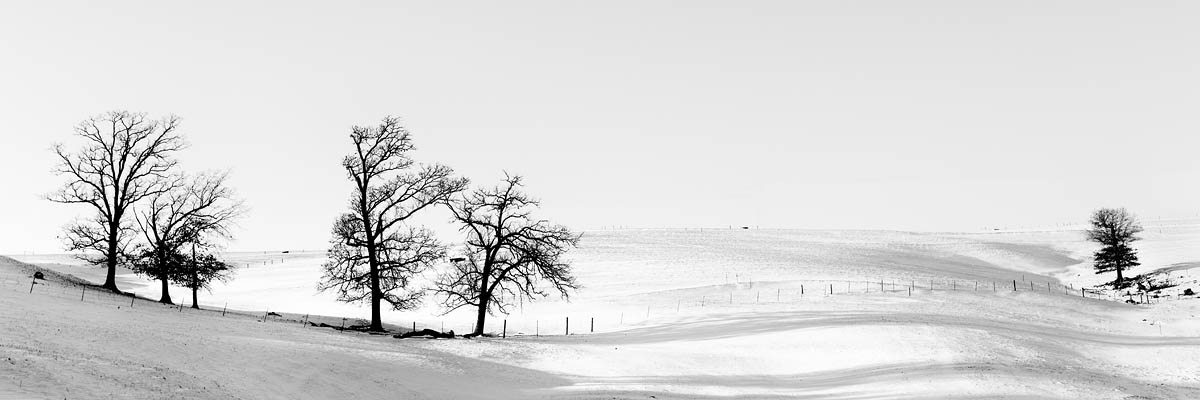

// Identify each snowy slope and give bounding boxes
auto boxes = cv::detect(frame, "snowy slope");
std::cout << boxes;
[3,221,1199,399]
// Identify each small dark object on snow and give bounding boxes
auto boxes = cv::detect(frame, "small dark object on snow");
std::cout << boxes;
[1185,288,1195,296]
[309,322,380,332]
[395,329,456,339]
[266,312,282,317]
[343,324,377,332]
[1126,299,1137,304]
[32,271,45,280]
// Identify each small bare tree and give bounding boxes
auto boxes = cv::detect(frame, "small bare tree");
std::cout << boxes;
[435,174,581,337]
[1086,207,1143,288]
[48,111,185,293]
[318,117,467,332]
[133,171,243,304]
[181,244,236,310]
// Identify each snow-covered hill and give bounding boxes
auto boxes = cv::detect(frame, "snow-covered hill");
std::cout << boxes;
[3,221,1198,398]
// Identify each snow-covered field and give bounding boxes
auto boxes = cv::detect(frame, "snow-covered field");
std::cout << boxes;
[2,220,1199,399]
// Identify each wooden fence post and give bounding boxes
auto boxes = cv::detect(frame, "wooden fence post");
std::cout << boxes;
[503,320,507,338]
[565,317,569,336]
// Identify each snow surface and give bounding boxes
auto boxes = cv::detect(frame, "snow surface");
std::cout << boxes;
[2,220,1199,399]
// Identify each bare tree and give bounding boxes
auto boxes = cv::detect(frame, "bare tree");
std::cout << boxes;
[318,117,467,332]
[132,171,243,304]
[181,245,236,310]
[48,111,185,293]
[434,174,581,337]
[1086,207,1143,288]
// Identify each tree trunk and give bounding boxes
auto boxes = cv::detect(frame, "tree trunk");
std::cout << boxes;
[1116,267,1124,287]
[366,235,382,331]
[102,226,120,293]
[158,250,173,304]
[190,245,199,309]
[370,268,382,331]
[362,186,384,332]
[473,292,489,336]
[472,261,492,336]
[159,274,172,304]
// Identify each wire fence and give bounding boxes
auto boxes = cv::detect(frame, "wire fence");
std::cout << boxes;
[2,269,1189,339]
[0,270,316,323]
[405,276,1180,338]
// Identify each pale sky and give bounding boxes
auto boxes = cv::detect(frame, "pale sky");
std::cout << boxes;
[1,1,1197,254]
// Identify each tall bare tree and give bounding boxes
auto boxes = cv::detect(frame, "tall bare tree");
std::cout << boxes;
[1086,207,1143,288]
[318,117,467,332]
[133,171,244,304]
[434,174,581,337]
[48,111,185,293]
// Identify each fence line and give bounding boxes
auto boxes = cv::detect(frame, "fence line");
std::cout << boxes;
[1,269,1180,338]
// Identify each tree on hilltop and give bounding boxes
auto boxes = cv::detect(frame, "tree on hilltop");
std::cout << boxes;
[48,111,185,294]
[133,171,243,305]
[1086,207,1143,288]
[181,249,236,309]
[434,174,580,337]
[319,116,467,332]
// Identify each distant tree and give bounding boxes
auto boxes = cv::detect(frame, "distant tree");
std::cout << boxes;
[434,174,581,337]
[1086,207,1143,288]
[48,111,185,293]
[133,172,244,304]
[318,117,467,332]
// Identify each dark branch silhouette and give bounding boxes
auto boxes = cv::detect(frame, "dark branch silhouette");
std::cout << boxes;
[434,174,581,337]
[48,111,186,293]
[318,116,467,332]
